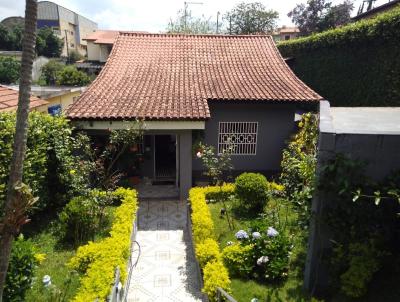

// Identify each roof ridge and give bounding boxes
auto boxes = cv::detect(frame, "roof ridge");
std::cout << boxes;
[118,31,273,39]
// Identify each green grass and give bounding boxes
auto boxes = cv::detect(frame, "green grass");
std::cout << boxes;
[208,197,314,302]
[23,205,117,301]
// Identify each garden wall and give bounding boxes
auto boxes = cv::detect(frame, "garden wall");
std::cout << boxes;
[305,101,400,295]
[278,8,400,107]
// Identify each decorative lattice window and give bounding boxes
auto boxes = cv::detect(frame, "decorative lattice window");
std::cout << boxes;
[218,122,258,155]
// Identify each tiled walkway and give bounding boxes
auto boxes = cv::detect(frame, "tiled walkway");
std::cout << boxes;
[127,200,203,302]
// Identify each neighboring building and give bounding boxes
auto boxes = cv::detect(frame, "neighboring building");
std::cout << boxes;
[83,30,119,63]
[66,33,322,199]
[0,85,48,112]
[37,1,98,57]
[272,26,300,42]
[7,84,86,114]
[353,0,400,21]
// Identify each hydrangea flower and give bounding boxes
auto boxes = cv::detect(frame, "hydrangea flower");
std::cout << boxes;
[196,151,202,158]
[257,256,269,266]
[226,241,234,246]
[235,230,249,239]
[267,227,279,237]
[252,231,261,239]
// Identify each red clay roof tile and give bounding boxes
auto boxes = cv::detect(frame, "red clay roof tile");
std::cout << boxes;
[67,33,322,120]
[0,85,48,112]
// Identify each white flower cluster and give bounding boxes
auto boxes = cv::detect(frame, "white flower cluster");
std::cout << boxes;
[257,256,269,266]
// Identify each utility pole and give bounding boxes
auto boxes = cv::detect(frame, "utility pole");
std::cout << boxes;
[64,29,69,62]
[216,11,220,34]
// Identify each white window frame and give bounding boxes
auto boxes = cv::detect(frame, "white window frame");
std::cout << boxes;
[218,122,258,155]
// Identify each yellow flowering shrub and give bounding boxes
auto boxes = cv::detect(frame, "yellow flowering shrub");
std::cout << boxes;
[68,188,138,302]
[189,185,233,300]
[195,238,221,268]
[202,260,231,301]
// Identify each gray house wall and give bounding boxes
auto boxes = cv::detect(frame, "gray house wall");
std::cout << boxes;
[304,101,400,295]
[193,101,296,180]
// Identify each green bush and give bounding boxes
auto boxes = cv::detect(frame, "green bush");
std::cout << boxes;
[278,8,400,106]
[195,238,221,268]
[56,66,90,86]
[68,188,138,302]
[59,196,100,245]
[4,235,41,301]
[0,56,20,84]
[222,243,253,278]
[68,50,83,63]
[40,59,64,85]
[0,112,91,217]
[235,173,269,211]
[280,113,318,227]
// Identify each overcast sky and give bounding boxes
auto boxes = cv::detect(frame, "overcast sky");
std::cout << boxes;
[0,0,389,32]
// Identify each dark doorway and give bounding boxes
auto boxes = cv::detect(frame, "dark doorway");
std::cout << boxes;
[154,135,176,183]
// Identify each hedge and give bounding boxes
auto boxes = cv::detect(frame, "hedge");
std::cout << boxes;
[68,188,138,302]
[0,112,89,216]
[189,185,234,300]
[278,8,400,107]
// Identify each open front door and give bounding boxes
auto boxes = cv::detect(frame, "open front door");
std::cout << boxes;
[154,135,176,184]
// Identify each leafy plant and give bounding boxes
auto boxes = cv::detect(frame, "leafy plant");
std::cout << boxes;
[202,260,231,301]
[68,188,138,302]
[195,238,221,268]
[36,26,63,58]
[222,243,253,278]
[56,66,90,86]
[0,56,20,84]
[280,113,318,227]
[40,60,64,85]
[278,7,400,107]
[235,173,269,211]
[3,235,40,301]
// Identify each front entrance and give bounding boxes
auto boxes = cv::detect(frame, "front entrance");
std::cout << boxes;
[154,135,176,184]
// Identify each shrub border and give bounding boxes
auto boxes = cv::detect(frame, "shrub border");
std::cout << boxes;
[68,188,139,302]
[188,185,234,300]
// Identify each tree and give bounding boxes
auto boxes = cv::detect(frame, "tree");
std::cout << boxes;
[167,9,216,34]
[288,0,353,36]
[0,0,38,299]
[225,2,279,35]
[0,57,21,84]
[56,65,90,86]
[0,24,13,50]
[40,59,64,85]
[36,26,63,57]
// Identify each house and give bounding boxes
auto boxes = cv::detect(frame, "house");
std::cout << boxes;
[83,30,120,63]
[0,85,48,112]
[66,33,322,199]
[272,26,300,42]
[37,1,98,57]
[7,84,86,114]
[353,0,400,21]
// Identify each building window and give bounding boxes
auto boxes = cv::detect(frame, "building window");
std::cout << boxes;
[218,122,258,155]
[285,35,290,40]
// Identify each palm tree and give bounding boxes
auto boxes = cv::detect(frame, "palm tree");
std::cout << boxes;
[0,1,38,299]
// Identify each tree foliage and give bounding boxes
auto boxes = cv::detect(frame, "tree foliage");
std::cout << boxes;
[56,65,90,86]
[0,56,21,84]
[225,2,279,34]
[40,59,64,85]
[167,9,216,34]
[288,0,353,36]
[36,26,63,57]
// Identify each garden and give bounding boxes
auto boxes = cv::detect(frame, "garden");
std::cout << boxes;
[189,112,400,302]
[0,112,141,302]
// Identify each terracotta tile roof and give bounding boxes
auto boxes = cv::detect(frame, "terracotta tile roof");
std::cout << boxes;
[67,33,322,120]
[83,30,120,45]
[0,85,48,112]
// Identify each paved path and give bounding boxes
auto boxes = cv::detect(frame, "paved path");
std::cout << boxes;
[127,200,203,302]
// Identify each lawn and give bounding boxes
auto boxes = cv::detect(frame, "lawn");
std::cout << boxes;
[23,206,116,301]
[208,197,315,302]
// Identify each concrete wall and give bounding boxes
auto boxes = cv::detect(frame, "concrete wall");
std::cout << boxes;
[304,101,400,295]
[87,42,111,62]
[193,101,296,179]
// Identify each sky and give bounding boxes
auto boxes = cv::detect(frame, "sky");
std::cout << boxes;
[0,0,390,32]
